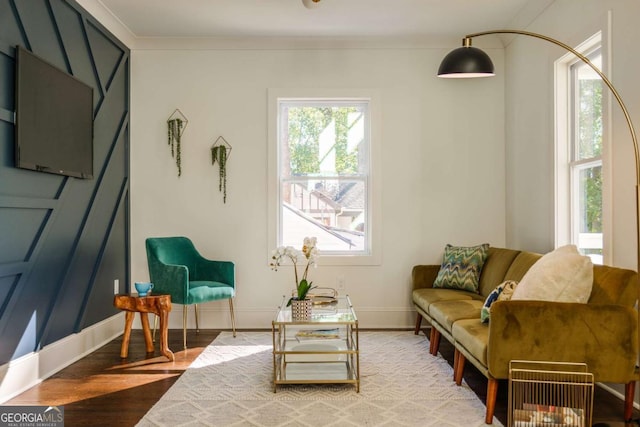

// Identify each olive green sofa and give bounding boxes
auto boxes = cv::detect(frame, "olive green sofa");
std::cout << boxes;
[412,246,638,424]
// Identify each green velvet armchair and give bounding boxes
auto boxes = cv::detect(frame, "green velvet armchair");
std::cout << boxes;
[145,236,236,349]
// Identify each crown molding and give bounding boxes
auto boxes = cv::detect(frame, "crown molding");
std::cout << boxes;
[76,0,137,48]
[128,34,504,51]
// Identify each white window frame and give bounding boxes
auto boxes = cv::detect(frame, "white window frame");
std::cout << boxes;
[268,88,381,266]
[555,31,611,264]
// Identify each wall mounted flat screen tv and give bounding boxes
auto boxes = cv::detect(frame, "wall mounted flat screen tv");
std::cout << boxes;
[14,46,94,179]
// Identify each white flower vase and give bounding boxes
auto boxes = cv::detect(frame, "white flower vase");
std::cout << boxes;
[291,298,312,321]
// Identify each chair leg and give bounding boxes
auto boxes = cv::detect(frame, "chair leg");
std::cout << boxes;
[485,378,498,425]
[194,304,200,334]
[183,305,188,350]
[229,298,236,337]
[454,349,465,385]
[414,313,422,335]
[625,381,636,421]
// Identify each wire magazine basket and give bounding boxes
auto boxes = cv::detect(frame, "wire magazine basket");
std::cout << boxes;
[508,360,594,427]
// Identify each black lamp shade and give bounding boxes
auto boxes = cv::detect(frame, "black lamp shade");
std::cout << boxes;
[437,46,495,78]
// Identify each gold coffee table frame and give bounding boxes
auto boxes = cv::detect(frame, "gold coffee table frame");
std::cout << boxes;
[272,295,359,392]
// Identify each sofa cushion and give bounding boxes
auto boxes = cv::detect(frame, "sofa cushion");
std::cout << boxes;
[412,288,480,314]
[430,299,484,331]
[452,319,489,367]
[477,247,521,297]
[511,245,593,303]
[433,243,490,293]
[480,280,518,323]
[503,251,542,282]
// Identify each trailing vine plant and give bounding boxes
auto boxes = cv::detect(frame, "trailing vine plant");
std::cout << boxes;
[211,144,228,203]
[167,117,184,176]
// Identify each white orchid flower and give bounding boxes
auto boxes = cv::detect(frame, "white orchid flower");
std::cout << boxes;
[270,237,320,301]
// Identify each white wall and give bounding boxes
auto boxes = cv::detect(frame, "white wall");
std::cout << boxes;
[130,42,506,329]
[505,0,640,270]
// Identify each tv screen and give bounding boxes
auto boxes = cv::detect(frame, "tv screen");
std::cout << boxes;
[14,46,94,179]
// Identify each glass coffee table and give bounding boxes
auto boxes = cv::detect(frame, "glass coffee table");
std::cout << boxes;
[272,295,359,392]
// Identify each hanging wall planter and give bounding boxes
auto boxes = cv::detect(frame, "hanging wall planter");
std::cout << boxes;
[167,109,189,177]
[211,136,232,203]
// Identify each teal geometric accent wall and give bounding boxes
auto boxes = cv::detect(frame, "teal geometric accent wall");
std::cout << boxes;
[0,0,130,365]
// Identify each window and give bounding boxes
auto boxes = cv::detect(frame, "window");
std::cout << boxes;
[555,34,605,264]
[570,49,603,263]
[277,99,371,255]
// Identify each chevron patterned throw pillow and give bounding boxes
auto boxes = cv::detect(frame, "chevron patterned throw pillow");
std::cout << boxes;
[433,243,490,293]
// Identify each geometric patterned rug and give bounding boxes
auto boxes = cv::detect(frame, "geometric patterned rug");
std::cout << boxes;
[136,331,502,426]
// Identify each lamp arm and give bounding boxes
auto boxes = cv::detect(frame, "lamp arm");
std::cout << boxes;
[467,30,640,364]
[466,29,639,184]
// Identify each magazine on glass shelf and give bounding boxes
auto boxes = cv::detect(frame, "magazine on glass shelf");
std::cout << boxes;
[295,328,341,341]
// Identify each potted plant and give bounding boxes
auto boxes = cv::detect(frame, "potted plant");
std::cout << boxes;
[167,117,184,176]
[270,237,318,319]
[211,145,228,203]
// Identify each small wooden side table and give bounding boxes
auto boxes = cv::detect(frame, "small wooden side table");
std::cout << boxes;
[113,294,174,361]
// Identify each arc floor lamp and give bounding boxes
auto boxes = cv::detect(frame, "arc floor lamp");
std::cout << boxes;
[438,30,639,422]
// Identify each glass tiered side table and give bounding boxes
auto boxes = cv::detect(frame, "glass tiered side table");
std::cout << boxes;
[272,295,359,392]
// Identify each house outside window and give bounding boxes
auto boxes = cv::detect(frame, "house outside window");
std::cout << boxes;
[277,99,371,255]
[556,35,605,264]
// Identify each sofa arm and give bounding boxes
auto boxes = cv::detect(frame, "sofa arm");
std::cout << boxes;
[487,300,638,383]
[411,265,440,291]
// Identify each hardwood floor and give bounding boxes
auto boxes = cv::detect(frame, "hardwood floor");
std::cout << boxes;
[5,327,640,426]
[6,329,221,427]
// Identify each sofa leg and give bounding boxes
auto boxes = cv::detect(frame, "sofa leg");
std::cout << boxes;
[414,313,422,335]
[625,381,635,421]
[485,378,498,425]
[454,349,465,385]
[429,328,441,356]
[453,349,459,381]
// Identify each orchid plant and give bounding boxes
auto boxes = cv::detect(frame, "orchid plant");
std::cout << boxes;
[270,237,318,306]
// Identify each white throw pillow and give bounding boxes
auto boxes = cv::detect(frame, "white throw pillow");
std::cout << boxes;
[511,245,593,303]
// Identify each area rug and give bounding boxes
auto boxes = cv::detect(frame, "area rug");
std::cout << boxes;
[136,331,502,426]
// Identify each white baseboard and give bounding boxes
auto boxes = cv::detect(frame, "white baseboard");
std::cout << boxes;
[155,304,417,330]
[0,313,124,404]
[597,381,640,409]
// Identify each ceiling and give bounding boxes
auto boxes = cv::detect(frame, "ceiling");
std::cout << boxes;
[96,0,542,40]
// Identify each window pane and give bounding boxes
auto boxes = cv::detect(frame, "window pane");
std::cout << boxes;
[281,179,365,252]
[577,165,602,263]
[569,47,603,264]
[575,54,602,160]
[279,101,369,254]
[282,104,366,177]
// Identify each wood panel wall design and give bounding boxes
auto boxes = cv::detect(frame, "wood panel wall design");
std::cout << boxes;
[0,0,130,365]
